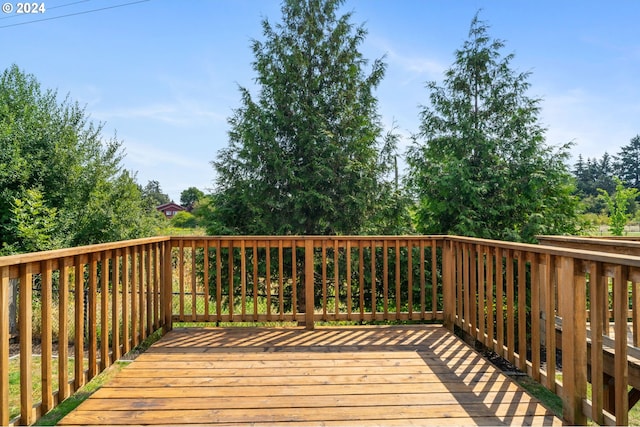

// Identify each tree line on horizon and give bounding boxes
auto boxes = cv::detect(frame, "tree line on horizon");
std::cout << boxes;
[1,0,637,256]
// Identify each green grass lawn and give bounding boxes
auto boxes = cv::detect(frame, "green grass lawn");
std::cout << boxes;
[8,355,86,421]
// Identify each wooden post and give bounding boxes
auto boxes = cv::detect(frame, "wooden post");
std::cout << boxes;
[558,256,587,425]
[304,239,315,330]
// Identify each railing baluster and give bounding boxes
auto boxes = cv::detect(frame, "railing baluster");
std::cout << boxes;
[517,253,527,372]
[589,261,604,425]
[162,241,173,333]
[131,247,139,347]
[359,240,365,321]
[215,240,222,323]
[122,248,130,355]
[204,242,210,321]
[321,240,327,321]
[495,248,504,357]
[178,241,184,321]
[334,239,340,318]
[419,240,425,319]
[240,239,247,322]
[462,243,470,334]
[74,256,85,390]
[265,241,271,320]
[253,243,259,322]
[529,253,541,381]
[613,265,629,425]
[41,259,53,412]
[58,260,70,400]
[292,239,297,321]
[146,244,152,337]
[101,252,110,370]
[304,239,314,330]
[394,239,400,320]
[276,240,282,320]
[141,246,147,335]
[485,246,494,350]
[477,245,485,345]
[632,274,640,347]
[383,239,388,318]
[543,253,556,393]
[346,240,352,321]
[19,263,33,425]
[112,251,121,361]
[190,240,196,323]
[505,249,515,364]
[371,239,376,321]
[456,243,463,330]
[469,244,477,336]
[1,266,9,426]
[88,254,98,379]
[228,240,234,321]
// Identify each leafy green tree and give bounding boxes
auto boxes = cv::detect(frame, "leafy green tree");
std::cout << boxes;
[141,180,170,211]
[180,187,204,211]
[171,211,198,228]
[190,195,222,232]
[211,0,388,235]
[615,135,640,190]
[0,65,158,254]
[406,14,579,242]
[3,188,61,253]
[598,177,639,236]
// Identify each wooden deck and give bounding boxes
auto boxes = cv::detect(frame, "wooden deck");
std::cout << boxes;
[58,325,561,426]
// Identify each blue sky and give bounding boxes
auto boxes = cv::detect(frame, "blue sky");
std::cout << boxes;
[2,0,639,201]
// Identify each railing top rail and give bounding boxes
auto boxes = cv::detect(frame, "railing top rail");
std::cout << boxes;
[537,235,640,247]
[447,235,640,268]
[0,236,171,267]
[169,235,449,241]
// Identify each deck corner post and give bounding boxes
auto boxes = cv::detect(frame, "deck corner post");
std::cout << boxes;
[304,238,315,330]
[442,238,455,331]
[162,239,173,333]
[558,255,587,425]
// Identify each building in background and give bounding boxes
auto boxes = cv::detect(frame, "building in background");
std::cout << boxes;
[156,201,185,219]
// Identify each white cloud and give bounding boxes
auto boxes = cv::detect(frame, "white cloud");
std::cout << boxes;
[367,35,447,81]
[95,100,227,126]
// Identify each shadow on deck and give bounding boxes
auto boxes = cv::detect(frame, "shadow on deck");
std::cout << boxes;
[58,325,561,426]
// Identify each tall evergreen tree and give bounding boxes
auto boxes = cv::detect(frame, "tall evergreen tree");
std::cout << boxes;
[406,14,579,242]
[615,135,640,190]
[596,152,617,195]
[211,0,389,235]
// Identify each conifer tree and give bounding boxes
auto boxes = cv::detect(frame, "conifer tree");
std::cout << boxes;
[406,14,579,242]
[211,0,390,235]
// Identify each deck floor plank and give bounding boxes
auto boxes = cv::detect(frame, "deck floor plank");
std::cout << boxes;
[58,325,562,426]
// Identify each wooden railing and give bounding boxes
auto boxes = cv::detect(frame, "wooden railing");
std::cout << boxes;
[0,237,170,426]
[2,234,640,425]
[445,236,640,426]
[166,236,445,326]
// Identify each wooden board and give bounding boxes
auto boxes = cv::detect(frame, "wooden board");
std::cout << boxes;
[59,325,562,426]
